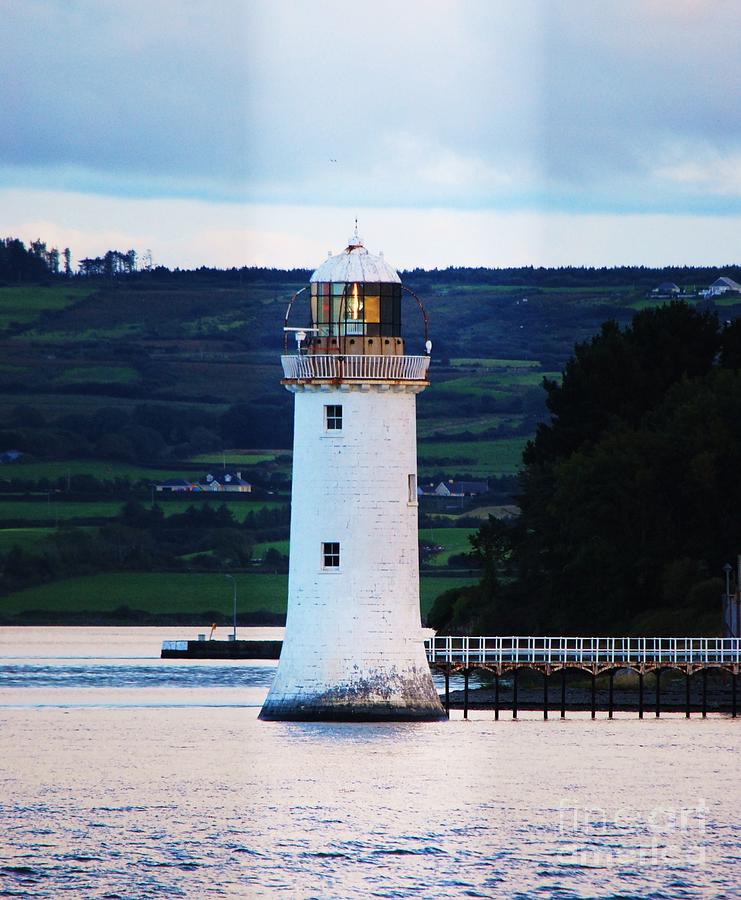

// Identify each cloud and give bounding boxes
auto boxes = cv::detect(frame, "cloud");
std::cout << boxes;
[652,147,741,197]
[2,188,740,270]
[2,0,741,266]
[539,0,741,210]
[2,0,249,187]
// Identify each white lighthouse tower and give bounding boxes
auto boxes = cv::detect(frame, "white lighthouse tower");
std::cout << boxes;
[260,228,445,721]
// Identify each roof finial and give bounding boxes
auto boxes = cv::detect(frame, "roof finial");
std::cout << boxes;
[348,218,363,249]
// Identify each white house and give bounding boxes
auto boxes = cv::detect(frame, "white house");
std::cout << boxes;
[198,472,252,492]
[705,277,741,297]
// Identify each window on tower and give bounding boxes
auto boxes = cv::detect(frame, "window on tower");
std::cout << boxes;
[325,404,342,430]
[322,542,340,568]
[408,474,417,504]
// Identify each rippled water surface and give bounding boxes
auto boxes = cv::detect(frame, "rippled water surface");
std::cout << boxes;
[0,627,738,898]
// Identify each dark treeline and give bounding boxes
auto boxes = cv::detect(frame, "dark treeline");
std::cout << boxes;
[3,235,739,288]
[0,500,290,598]
[0,401,292,467]
[429,303,741,637]
[403,264,741,290]
[78,249,137,277]
[0,237,70,281]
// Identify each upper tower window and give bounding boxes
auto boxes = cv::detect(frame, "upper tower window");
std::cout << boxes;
[325,404,342,430]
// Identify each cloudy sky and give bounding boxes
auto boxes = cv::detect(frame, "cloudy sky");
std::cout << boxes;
[2,0,740,269]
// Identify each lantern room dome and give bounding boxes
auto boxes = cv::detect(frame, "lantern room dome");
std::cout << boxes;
[310,227,401,284]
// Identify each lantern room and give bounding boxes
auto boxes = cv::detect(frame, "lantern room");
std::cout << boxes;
[306,228,405,356]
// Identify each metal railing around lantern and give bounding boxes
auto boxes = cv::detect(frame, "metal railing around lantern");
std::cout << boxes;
[281,353,430,382]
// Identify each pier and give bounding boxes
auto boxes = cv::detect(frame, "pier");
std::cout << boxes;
[161,634,741,719]
[427,636,741,719]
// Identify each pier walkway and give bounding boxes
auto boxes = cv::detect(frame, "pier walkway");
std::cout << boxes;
[162,635,740,719]
[425,636,741,719]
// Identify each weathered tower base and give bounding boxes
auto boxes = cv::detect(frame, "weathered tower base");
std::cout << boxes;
[259,669,445,722]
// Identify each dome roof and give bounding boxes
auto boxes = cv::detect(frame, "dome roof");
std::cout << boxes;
[310,228,401,284]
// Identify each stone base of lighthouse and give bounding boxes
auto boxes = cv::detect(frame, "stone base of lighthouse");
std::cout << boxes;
[259,382,446,722]
[259,662,445,722]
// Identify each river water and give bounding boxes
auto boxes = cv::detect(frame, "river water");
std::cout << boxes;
[0,627,738,899]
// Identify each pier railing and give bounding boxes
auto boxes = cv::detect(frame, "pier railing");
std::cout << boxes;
[281,354,430,382]
[425,636,741,667]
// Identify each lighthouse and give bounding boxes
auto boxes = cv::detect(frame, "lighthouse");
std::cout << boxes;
[259,228,445,721]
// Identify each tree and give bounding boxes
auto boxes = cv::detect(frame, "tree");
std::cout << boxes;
[466,302,741,636]
[525,302,719,467]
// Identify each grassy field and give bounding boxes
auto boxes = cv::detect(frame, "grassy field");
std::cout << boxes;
[449,358,541,369]
[0,460,200,483]
[54,365,140,385]
[19,322,145,342]
[420,527,476,566]
[0,393,230,419]
[0,572,478,619]
[0,496,286,524]
[0,499,127,522]
[416,414,524,438]
[418,437,527,476]
[0,527,58,553]
[252,539,290,559]
[439,371,558,394]
[0,285,95,328]
[188,451,283,466]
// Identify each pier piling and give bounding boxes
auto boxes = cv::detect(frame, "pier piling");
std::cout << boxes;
[686,670,691,718]
[655,669,661,718]
[543,671,548,720]
[512,668,518,719]
[608,670,614,719]
[733,673,737,718]
[590,672,596,719]
[494,671,499,721]
[463,669,469,720]
[560,668,566,719]
[639,671,644,719]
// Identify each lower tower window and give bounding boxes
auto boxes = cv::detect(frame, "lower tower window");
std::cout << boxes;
[322,542,340,568]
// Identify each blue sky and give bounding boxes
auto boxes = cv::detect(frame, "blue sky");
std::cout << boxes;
[2,0,740,269]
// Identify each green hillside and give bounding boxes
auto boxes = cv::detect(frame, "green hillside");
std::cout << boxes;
[1,263,739,625]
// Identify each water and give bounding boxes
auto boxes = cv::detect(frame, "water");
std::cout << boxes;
[1,628,738,898]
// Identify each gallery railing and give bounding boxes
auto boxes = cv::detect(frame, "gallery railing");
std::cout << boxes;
[281,354,430,381]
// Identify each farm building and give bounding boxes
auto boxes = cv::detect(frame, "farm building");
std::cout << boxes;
[154,478,195,493]
[198,472,252,492]
[651,282,680,296]
[705,276,741,297]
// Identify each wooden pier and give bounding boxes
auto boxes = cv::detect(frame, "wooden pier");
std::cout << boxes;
[161,634,741,719]
[425,636,741,720]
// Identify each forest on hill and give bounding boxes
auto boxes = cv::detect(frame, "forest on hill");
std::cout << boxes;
[1,236,740,632]
[429,303,741,636]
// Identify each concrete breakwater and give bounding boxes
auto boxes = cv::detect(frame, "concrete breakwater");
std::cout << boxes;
[161,639,282,659]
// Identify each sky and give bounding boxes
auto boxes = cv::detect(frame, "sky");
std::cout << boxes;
[2,0,740,270]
